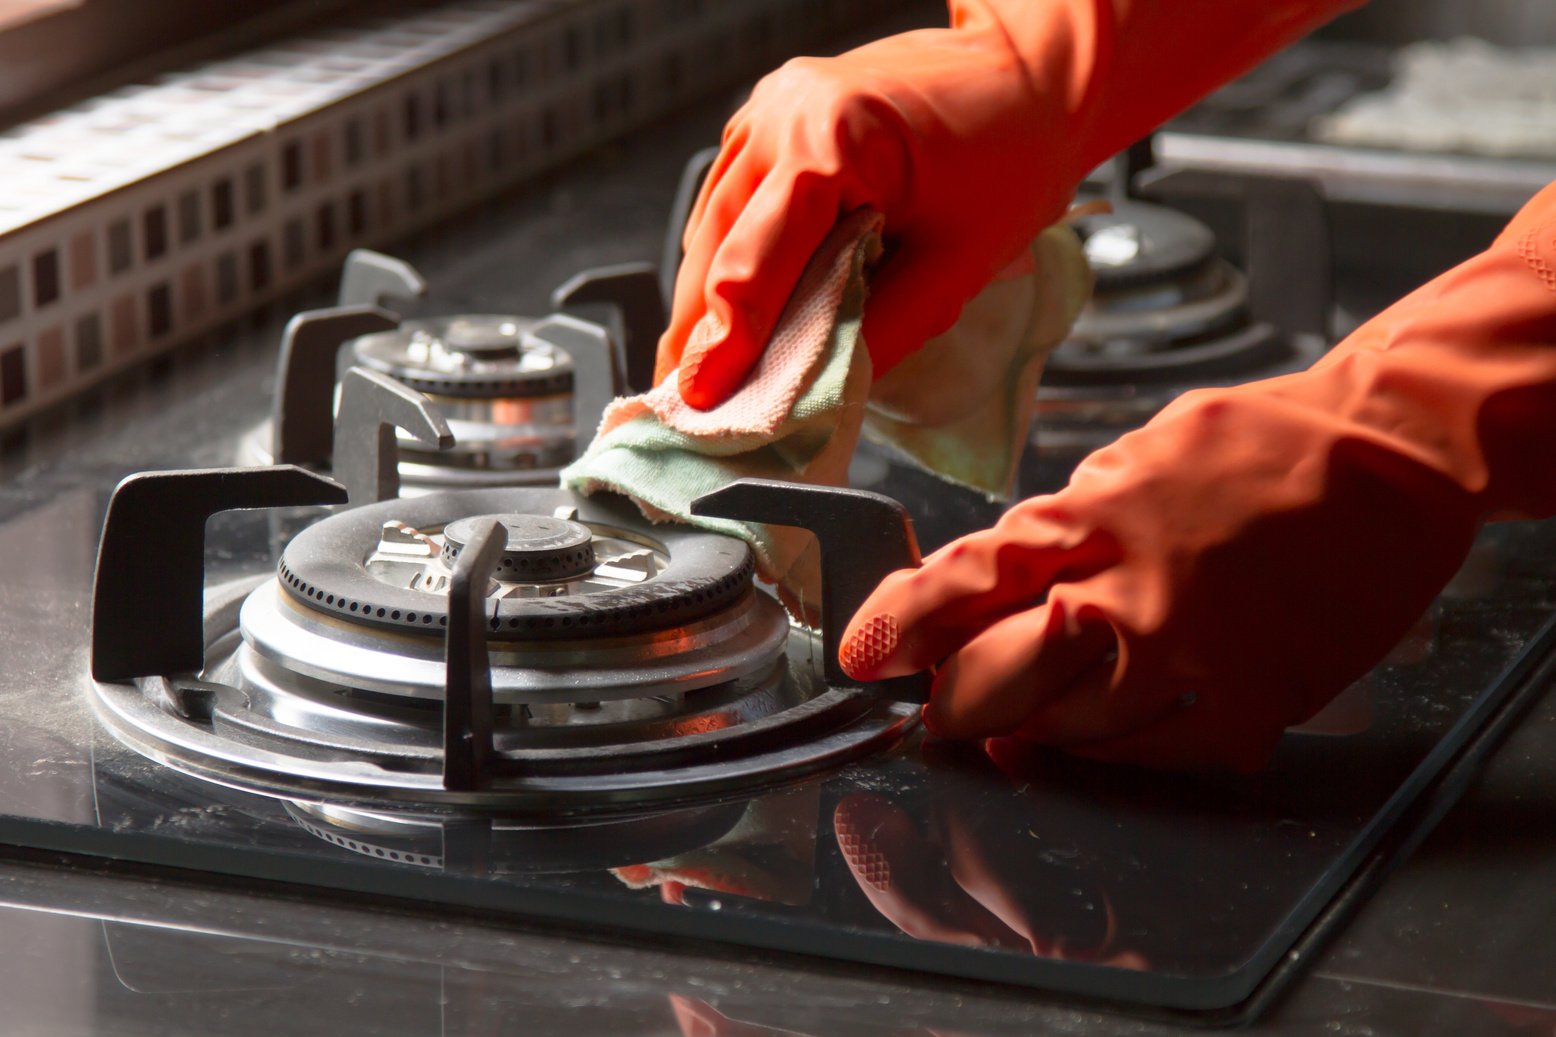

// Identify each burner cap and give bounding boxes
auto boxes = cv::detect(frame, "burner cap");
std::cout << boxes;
[274,488,755,640]
[437,318,527,357]
[440,513,596,581]
[1071,201,1216,292]
[350,315,574,399]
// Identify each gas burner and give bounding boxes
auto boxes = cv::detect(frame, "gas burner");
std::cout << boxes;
[88,468,927,818]
[1059,202,1255,363]
[255,488,781,702]
[238,148,719,495]
[238,251,625,493]
[1033,177,1333,466]
[349,313,580,481]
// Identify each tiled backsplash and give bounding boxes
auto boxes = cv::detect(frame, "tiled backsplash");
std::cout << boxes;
[0,0,895,428]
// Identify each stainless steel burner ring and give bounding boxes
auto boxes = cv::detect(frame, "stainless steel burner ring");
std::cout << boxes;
[90,576,919,817]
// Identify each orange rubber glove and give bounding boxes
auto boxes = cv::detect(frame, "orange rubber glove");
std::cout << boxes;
[839,182,1556,772]
[656,0,1358,409]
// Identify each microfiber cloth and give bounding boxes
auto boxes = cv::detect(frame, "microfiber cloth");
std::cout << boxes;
[862,222,1091,499]
[562,208,1091,607]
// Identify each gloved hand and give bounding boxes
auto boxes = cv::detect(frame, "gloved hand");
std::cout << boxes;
[840,182,1556,771]
[656,0,1357,408]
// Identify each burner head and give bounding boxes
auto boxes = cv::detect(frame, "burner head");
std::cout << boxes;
[440,513,596,582]
[1047,198,1271,386]
[235,310,592,491]
[350,315,574,399]
[1071,201,1218,292]
[275,490,754,641]
[436,317,528,357]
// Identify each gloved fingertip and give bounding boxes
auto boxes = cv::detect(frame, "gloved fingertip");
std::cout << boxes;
[838,612,900,680]
[676,345,732,410]
[676,370,720,410]
[675,312,738,409]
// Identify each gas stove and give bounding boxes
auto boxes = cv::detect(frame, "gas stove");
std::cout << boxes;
[3,112,1556,1031]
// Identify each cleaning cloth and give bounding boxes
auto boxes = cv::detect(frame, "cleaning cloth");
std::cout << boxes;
[863,222,1091,498]
[561,209,1090,605]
